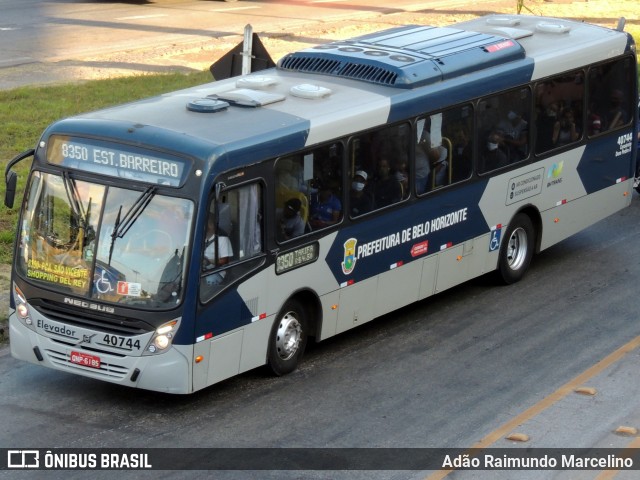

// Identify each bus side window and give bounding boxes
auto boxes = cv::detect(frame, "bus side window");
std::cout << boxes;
[200,183,264,302]
[416,104,473,191]
[448,117,474,183]
[309,143,343,230]
[534,70,584,154]
[351,123,409,209]
[478,88,531,173]
[276,143,344,239]
[587,57,634,135]
[275,155,310,240]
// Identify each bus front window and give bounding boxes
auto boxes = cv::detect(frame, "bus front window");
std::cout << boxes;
[17,171,194,309]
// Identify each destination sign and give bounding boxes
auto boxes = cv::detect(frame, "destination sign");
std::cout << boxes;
[46,135,189,187]
[276,243,319,274]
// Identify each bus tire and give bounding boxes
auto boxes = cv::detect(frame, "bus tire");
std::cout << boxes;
[267,299,308,376]
[497,213,535,284]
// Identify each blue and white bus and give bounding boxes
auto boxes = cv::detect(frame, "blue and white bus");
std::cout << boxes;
[5,15,638,393]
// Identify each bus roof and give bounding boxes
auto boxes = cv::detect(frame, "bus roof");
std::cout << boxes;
[55,15,632,166]
[278,24,527,88]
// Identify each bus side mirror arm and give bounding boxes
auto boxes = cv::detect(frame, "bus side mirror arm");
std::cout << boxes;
[4,148,35,209]
[215,181,226,201]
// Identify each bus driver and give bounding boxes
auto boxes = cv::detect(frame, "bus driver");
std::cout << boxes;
[203,215,233,284]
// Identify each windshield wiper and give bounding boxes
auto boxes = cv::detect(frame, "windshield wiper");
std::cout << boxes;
[62,171,95,251]
[62,171,88,228]
[108,185,157,264]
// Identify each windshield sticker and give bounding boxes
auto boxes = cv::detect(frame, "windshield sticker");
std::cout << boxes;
[117,281,142,297]
[94,267,115,294]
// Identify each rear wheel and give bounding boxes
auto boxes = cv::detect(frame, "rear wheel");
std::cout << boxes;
[267,299,308,376]
[497,213,535,284]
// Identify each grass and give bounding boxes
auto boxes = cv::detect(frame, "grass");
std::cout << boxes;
[0,70,213,264]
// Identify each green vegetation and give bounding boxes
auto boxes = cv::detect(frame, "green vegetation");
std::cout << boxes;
[627,25,640,46]
[0,70,212,263]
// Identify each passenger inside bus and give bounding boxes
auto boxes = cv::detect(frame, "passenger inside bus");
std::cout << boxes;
[427,144,449,188]
[371,156,402,208]
[535,100,559,153]
[277,197,305,240]
[203,215,233,285]
[415,143,430,194]
[393,155,409,196]
[604,89,628,130]
[587,102,602,136]
[481,131,509,171]
[496,110,529,160]
[349,170,373,217]
[310,184,342,228]
[451,125,472,183]
[552,107,580,147]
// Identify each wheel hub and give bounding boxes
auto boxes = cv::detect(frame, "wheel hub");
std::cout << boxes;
[275,313,302,361]
[507,226,528,271]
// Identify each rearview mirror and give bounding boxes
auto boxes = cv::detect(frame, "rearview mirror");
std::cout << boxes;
[4,148,35,209]
[4,170,17,208]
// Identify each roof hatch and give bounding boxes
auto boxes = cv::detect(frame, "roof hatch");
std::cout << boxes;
[211,88,286,107]
[278,24,526,89]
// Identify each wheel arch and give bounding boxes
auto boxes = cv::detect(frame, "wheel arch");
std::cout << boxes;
[511,204,542,254]
[276,288,322,342]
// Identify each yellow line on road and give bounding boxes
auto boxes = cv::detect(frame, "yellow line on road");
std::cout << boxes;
[594,436,640,480]
[426,335,640,480]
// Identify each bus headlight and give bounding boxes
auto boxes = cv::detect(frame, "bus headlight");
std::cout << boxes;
[17,303,29,319]
[13,283,33,326]
[145,319,180,354]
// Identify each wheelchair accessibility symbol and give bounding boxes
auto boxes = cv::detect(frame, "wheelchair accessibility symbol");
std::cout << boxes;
[489,224,502,252]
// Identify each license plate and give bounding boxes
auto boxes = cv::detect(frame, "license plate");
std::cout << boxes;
[70,351,101,369]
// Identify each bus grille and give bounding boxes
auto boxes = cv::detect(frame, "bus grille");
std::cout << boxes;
[32,299,152,335]
[279,55,399,87]
[45,348,129,380]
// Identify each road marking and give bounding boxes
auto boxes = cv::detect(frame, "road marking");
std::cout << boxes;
[594,436,640,479]
[0,56,34,66]
[0,27,19,31]
[210,6,261,13]
[425,334,640,479]
[116,14,169,21]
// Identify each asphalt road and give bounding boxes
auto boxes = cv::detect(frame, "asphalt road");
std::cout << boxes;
[0,0,506,89]
[0,0,473,66]
[2,194,640,479]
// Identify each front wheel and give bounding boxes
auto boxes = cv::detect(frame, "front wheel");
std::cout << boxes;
[497,213,535,284]
[267,299,308,376]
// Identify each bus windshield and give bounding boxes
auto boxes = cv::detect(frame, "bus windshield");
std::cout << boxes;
[17,171,194,309]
